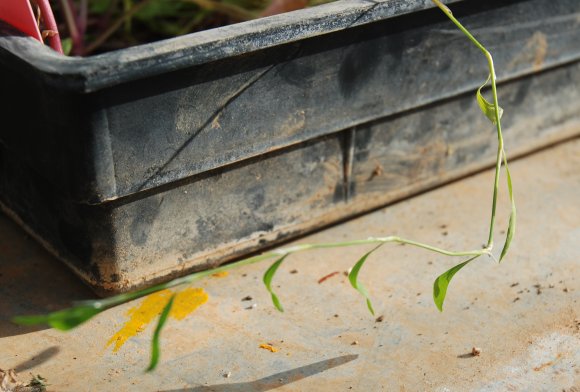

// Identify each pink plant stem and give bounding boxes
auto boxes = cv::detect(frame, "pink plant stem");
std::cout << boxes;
[60,0,83,54]
[35,0,63,53]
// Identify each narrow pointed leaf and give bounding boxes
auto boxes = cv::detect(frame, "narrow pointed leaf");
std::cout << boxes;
[147,293,176,372]
[499,160,516,262]
[348,245,383,316]
[433,256,479,312]
[12,305,102,331]
[477,75,503,125]
[263,254,289,312]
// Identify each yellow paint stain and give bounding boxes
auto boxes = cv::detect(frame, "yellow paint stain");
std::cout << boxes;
[259,343,279,352]
[212,271,229,278]
[106,288,208,352]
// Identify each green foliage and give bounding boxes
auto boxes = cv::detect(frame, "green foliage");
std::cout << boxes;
[13,0,517,371]
[12,305,101,331]
[500,163,516,262]
[147,294,176,372]
[433,256,479,312]
[263,254,290,312]
[477,75,504,125]
[348,245,383,316]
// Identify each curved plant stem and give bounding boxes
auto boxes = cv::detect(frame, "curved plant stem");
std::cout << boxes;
[36,0,63,53]
[13,0,516,372]
[431,0,515,251]
[85,0,153,55]
[59,0,83,55]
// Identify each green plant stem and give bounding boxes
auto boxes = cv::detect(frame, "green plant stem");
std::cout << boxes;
[431,0,505,248]
[14,2,517,373]
[79,236,488,312]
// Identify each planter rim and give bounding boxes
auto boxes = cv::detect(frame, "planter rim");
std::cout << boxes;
[0,0,462,93]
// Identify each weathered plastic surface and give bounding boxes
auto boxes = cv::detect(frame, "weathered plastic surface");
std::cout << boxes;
[1,0,580,294]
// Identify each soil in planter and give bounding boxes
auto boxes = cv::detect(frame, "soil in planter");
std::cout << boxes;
[43,0,333,56]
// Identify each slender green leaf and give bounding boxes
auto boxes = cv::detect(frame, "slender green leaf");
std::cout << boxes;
[348,245,383,316]
[61,38,73,56]
[433,256,479,312]
[499,160,516,262]
[146,293,176,372]
[12,305,101,331]
[477,75,503,125]
[263,254,289,312]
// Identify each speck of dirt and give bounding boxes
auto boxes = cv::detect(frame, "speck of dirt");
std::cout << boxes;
[513,297,520,302]
[375,315,384,322]
[290,269,298,274]
[351,341,359,345]
[563,288,569,293]
[510,282,519,287]
[471,347,481,356]
[242,295,253,301]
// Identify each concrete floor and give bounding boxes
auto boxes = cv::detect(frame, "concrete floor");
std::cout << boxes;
[1,139,579,391]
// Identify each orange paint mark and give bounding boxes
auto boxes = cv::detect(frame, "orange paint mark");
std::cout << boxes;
[212,271,229,278]
[106,288,208,352]
[259,343,279,352]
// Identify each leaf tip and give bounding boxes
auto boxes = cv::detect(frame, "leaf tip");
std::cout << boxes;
[366,299,375,316]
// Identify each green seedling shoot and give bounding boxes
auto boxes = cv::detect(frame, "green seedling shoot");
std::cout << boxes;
[13,0,516,371]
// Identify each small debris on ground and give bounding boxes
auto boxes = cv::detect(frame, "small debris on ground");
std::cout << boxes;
[368,164,384,181]
[318,271,340,284]
[510,282,519,287]
[471,347,481,356]
[375,315,384,323]
[259,344,279,352]
[290,269,298,274]
[245,303,257,310]
[351,341,359,345]
[563,288,569,293]
[334,314,339,318]
[241,295,253,301]
[0,369,46,392]
[212,271,229,278]
[513,297,520,302]
[223,372,231,378]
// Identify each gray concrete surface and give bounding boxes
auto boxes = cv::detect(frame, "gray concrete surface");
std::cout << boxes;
[1,138,579,391]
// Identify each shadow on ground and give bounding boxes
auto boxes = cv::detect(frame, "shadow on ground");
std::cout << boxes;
[0,214,95,338]
[163,355,358,391]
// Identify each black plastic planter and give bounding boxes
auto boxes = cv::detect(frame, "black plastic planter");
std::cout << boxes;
[1,0,580,295]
